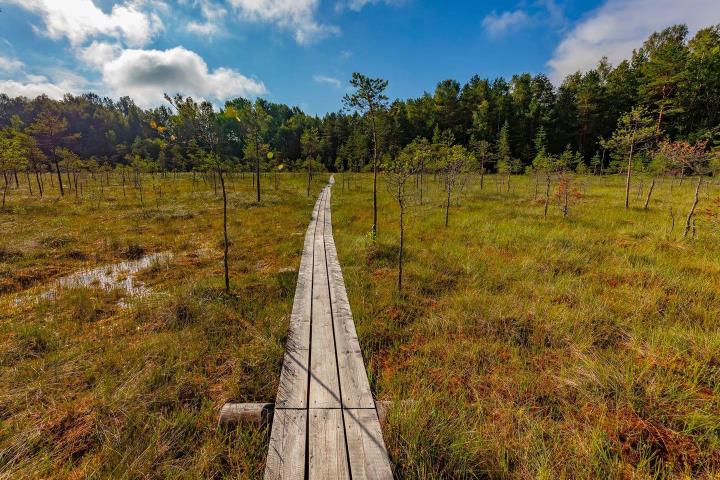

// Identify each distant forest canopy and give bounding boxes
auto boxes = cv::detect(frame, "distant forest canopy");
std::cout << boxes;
[1,23,719,175]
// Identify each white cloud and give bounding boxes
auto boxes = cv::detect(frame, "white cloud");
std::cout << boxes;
[100,46,266,107]
[228,0,339,44]
[187,20,223,36]
[0,56,24,73]
[548,0,720,83]
[6,0,163,47]
[0,1,269,105]
[185,0,227,37]
[0,72,86,100]
[339,0,403,12]
[313,75,342,88]
[78,41,123,69]
[482,10,530,36]
[0,80,68,99]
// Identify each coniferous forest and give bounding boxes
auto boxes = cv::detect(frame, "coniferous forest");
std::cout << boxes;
[2,24,719,181]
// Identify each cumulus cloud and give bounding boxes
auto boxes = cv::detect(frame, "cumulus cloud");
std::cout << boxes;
[313,75,342,88]
[100,46,266,106]
[0,80,68,99]
[228,0,339,44]
[1,1,266,106]
[482,10,530,36]
[548,0,720,82]
[78,41,123,69]
[5,0,163,47]
[0,72,86,100]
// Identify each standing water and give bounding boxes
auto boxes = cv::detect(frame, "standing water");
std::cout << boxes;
[39,252,173,301]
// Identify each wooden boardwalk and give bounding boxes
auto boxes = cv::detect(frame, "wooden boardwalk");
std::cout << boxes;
[265,178,393,480]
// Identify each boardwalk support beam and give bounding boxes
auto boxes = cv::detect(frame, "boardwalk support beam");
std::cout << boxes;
[218,401,396,430]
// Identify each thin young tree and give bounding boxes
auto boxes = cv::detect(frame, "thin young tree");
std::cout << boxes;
[18,134,46,198]
[384,145,421,293]
[441,145,470,227]
[0,130,27,209]
[533,146,557,219]
[242,100,270,202]
[205,152,233,293]
[27,111,77,196]
[165,95,233,291]
[301,127,321,197]
[645,143,673,209]
[555,146,581,217]
[605,106,656,208]
[659,140,710,237]
[469,136,491,191]
[497,121,518,192]
[412,137,432,204]
[343,73,389,239]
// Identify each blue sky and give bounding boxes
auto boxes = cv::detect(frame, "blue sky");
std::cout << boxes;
[0,0,718,114]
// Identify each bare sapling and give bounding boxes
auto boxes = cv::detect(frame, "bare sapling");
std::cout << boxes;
[441,145,470,227]
[685,177,703,238]
[384,143,422,293]
[301,127,321,197]
[657,139,710,238]
[533,146,556,219]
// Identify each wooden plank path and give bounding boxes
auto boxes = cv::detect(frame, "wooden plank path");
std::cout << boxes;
[265,178,393,480]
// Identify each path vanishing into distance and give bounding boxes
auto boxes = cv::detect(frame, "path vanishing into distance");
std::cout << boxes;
[264,177,393,480]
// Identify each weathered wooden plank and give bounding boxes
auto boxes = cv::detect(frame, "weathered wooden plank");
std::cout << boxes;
[322,190,375,409]
[343,409,393,480]
[309,189,342,409]
[264,409,307,480]
[267,180,394,480]
[218,402,274,428]
[275,190,325,408]
[308,408,350,479]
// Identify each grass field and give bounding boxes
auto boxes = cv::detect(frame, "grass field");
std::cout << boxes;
[0,173,327,479]
[331,173,720,479]
[1,171,719,479]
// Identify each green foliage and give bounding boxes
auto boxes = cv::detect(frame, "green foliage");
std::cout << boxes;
[605,106,657,167]
[2,24,720,178]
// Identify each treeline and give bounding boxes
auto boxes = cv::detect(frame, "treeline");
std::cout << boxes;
[1,23,719,178]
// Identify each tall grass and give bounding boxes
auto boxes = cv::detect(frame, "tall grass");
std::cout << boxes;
[2,171,718,478]
[0,173,327,479]
[333,173,720,479]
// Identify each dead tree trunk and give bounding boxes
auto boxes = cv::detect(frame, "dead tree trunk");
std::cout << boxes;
[220,170,230,293]
[544,174,551,219]
[625,131,636,209]
[445,187,451,227]
[54,160,64,196]
[644,177,656,209]
[683,177,702,238]
[398,193,405,293]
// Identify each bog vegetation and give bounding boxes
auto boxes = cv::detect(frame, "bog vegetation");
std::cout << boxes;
[1,22,719,479]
